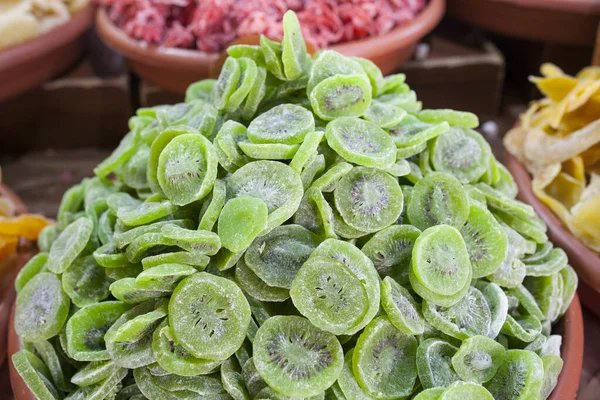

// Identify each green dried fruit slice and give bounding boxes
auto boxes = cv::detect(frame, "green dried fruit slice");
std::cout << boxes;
[245,224,317,289]
[186,79,215,102]
[524,273,562,322]
[558,265,577,317]
[301,153,327,190]
[198,179,227,231]
[289,130,325,173]
[332,208,369,239]
[215,120,249,167]
[12,349,61,400]
[418,109,479,128]
[476,281,509,339]
[71,360,122,387]
[540,354,563,400]
[65,366,128,400]
[337,349,371,400]
[475,183,536,220]
[212,57,242,110]
[508,284,545,321]
[227,58,258,113]
[152,320,222,376]
[381,276,425,335]
[253,315,343,397]
[363,100,406,128]
[63,255,112,307]
[125,233,176,263]
[134,366,229,399]
[293,187,336,239]
[66,301,131,361]
[352,316,418,398]
[260,35,286,80]
[362,224,420,285]
[413,387,446,400]
[110,277,174,304]
[407,172,469,230]
[238,141,299,160]
[15,252,48,293]
[117,200,176,227]
[15,272,70,342]
[94,130,142,179]
[141,251,209,270]
[243,357,267,397]
[157,133,218,206]
[136,263,197,287]
[451,335,505,383]
[226,160,303,231]
[160,224,221,255]
[94,242,136,268]
[501,315,542,343]
[241,66,268,120]
[169,272,251,361]
[423,286,492,340]
[326,117,396,168]
[218,197,268,252]
[235,258,290,302]
[524,247,567,277]
[310,162,353,193]
[439,381,494,400]
[416,338,460,389]
[221,357,250,400]
[460,202,508,278]
[38,225,60,253]
[491,161,518,198]
[388,115,449,148]
[291,256,369,335]
[114,219,194,249]
[282,10,311,80]
[334,166,403,233]
[248,104,314,145]
[411,224,472,298]
[47,217,94,274]
[32,339,73,392]
[310,74,372,120]
[484,349,544,400]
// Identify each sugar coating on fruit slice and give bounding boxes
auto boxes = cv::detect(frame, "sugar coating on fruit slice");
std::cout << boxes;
[439,381,494,400]
[307,50,367,93]
[238,141,300,160]
[361,224,421,285]
[540,354,563,400]
[431,127,492,184]
[381,276,425,335]
[260,35,286,80]
[524,247,567,277]
[500,314,542,343]
[294,186,336,239]
[407,172,470,230]
[484,349,544,400]
[363,100,407,128]
[226,160,303,230]
[62,255,112,307]
[460,202,508,278]
[411,224,472,297]
[157,133,218,206]
[235,258,290,302]
[15,252,48,293]
[310,74,372,120]
[289,130,325,173]
[416,338,460,389]
[352,316,418,398]
[152,320,222,377]
[326,117,396,168]
[282,10,311,80]
[227,57,259,113]
[291,256,369,335]
[418,109,479,129]
[186,79,215,102]
[218,197,268,253]
[117,200,176,227]
[451,335,506,384]
[244,224,317,289]
[476,281,509,339]
[221,357,251,400]
[301,153,327,190]
[247,104,315,145]
[169,273,250,361]
[252,315,343,397]
[310,161,353,192]
[388,115,449,148]
[70,360,122,387]
[337,349,372,400]
[15,272,71,342]
[242,66,268,120]
[198,179,227,231]
[334,166,403,233]
[47,217,94,274]
[212,57,241,110]
[12,349,63,400]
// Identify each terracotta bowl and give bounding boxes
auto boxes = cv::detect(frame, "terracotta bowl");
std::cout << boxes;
[505,151,600,319]
[0,4,95,104]
[447,0,600,45]
[7,292,583,399]
[95,0,445,94]
[0,185,30,370]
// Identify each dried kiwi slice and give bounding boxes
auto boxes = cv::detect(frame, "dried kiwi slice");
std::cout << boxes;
[337,349,371,400]
[291,256,370,335]
[169,272,251,361]
[235,258,290,302]
[226,160,303,231]
[12,349,61,400]
[334,166,403,233]
[157,133,218,206]
[252,315,343,397]
[484,349,544,400]
[212,57,241,110]
[293,187,336,239]
[245,224,317,289]
[218,196,268,253]
[15,252,48,293]
[247,104,315,145]
[47,217,94,274]
[407,172,469,230]
[353,316,418,398]
[326,117,396,168]
[62,255,112,307]
[439,381,494,400]
[451,335,505,384]
[15,272,70,342]
[380,276,425,335]
[310,74,371,121]
[281,10,311,80]
[418,109,479,129]
[416,338,460,389]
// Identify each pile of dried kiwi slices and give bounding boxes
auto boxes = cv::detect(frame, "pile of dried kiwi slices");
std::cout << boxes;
[12,10,576,400]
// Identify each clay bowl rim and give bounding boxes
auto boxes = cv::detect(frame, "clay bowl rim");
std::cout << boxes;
[460,0,600,14]
[0,185,27,217]
[504,151,600,294]
[95,0,445,72]
[7,294,584,399]
[0,4,95,73]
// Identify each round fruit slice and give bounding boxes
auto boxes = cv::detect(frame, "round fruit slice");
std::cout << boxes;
[310,75,372,120]
[363,100,406,128]
[169,272,251,361]
[244,224,317,289]
[416,338,460,389]
[310,161,353,193]
[460,202,508,278]
[440,381,494,400]
[62,255,112,307]
[407,172,469,230]
[388,114,449,148]
[15,252,48,293]
[47,216,94,274]
[291,256,369,335]
[11,350,61,400]
[152,320,222,376]
[157,133,218,206]
[212,57,241,110]
[352,316,418,399]
[326,117,396,168]
[282,10,311,80]
[247,103,314,145]
[418,109,479,128]
[235,258,290,302]
[337,349,372,400]
[289,130,325,173]
[15,272,70,341]
[293,187,336,239]
[380,276,425,335]
[451,334,505,384]
[361,224,421,285]
[411,224,472,298]
[334,166,403,233]
[238,141,299,160]
[484,349,544,400]
[252,315,343,397]
[423,286,492,340]
[226,57,258,112]
[198,179,227,231]
[221,356,251,400]
[218,196,268,253]
[476,281,509,339]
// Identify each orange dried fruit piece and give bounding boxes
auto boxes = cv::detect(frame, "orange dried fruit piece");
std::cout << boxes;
[0,214,52,241]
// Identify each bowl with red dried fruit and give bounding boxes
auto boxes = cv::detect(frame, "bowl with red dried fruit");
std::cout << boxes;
[96,0,445,93]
